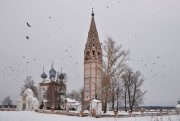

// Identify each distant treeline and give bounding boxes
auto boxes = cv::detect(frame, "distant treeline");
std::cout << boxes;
[0,105,17,108]
[119,106,175,111]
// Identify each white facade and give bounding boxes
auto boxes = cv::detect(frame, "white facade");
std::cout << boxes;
[90,99,102,117]
[17,88,39,111]
[63,98,79,110]
[38,81,50,102]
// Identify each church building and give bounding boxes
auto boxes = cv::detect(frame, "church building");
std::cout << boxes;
[84,10,102,102]
[38,63,66,109]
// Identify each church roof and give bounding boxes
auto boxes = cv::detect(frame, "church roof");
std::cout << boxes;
[85,9,102,52]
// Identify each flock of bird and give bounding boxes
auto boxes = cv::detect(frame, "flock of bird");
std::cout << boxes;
[0,17,82,82]
[130,55,167,80]
[0,1,167,84]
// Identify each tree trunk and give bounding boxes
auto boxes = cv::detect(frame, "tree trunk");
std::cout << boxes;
[111,88,114,110]
[127,85,132,111]
[104,101,107,113]
[103,89,108,113]
[124,91,127,112]
[131,84,137,112]
[116,91,118,111]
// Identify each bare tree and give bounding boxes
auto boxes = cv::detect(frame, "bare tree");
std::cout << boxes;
[80,87,86,110]
[121,68,146,112]
[114,81,123,111]
[66,90,81,102]
[102,37,129,113]
[20,76,38,98]
[2,96,13,106]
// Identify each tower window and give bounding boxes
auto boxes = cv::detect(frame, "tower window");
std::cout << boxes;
[85,51,90,60]
[93,44,94,46]
[92,50,95,55]
[98,52,101,58]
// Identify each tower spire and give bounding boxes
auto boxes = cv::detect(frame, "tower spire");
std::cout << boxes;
[89,8,97,33]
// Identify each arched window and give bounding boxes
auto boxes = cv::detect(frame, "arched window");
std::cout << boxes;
[98,52,101,59]
[85,51,90,60]
[92,50,95,56]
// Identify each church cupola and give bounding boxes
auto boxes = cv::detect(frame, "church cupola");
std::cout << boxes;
[41,66,47,81]
[59,73,64,80]
[59,68,64,83]
[49,61,56,81]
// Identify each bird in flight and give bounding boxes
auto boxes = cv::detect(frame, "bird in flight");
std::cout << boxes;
[26,22,31,27]
[26,36,29,40]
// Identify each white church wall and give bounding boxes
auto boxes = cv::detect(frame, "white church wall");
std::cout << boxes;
[17,88,39,111]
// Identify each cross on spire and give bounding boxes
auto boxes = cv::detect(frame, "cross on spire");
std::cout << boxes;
[89,8,97,33]
[91,8,94,16]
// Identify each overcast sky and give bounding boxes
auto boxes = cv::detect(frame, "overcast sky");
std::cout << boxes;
[0,0,180,106]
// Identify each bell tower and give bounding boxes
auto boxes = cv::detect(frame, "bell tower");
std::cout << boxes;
[84,9,102,102]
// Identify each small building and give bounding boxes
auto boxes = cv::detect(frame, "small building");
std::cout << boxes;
[17,88,39,111]
[63,98,79,110]
[90,99,102,117]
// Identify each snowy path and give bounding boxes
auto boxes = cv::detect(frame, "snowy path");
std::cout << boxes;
[0,111,180,121]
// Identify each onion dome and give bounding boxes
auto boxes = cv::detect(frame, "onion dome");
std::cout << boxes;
[59,73,64,79]
[50,71,56,77]
[49,67,56,75]
[41,66,47,78]
[41,72,47,78]
[49,62,56,77]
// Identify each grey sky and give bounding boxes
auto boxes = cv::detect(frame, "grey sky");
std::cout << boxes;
[0,0,180,106]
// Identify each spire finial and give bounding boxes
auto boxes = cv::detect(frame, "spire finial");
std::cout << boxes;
[51,61,54,68]
[61,67,62,73]
[91,8,94,16]
[43,66,44,72]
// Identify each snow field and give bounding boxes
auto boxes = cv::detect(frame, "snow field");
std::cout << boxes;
[0,111,180,121]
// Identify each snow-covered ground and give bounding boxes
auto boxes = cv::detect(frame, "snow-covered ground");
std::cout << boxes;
[0,111,180,121]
